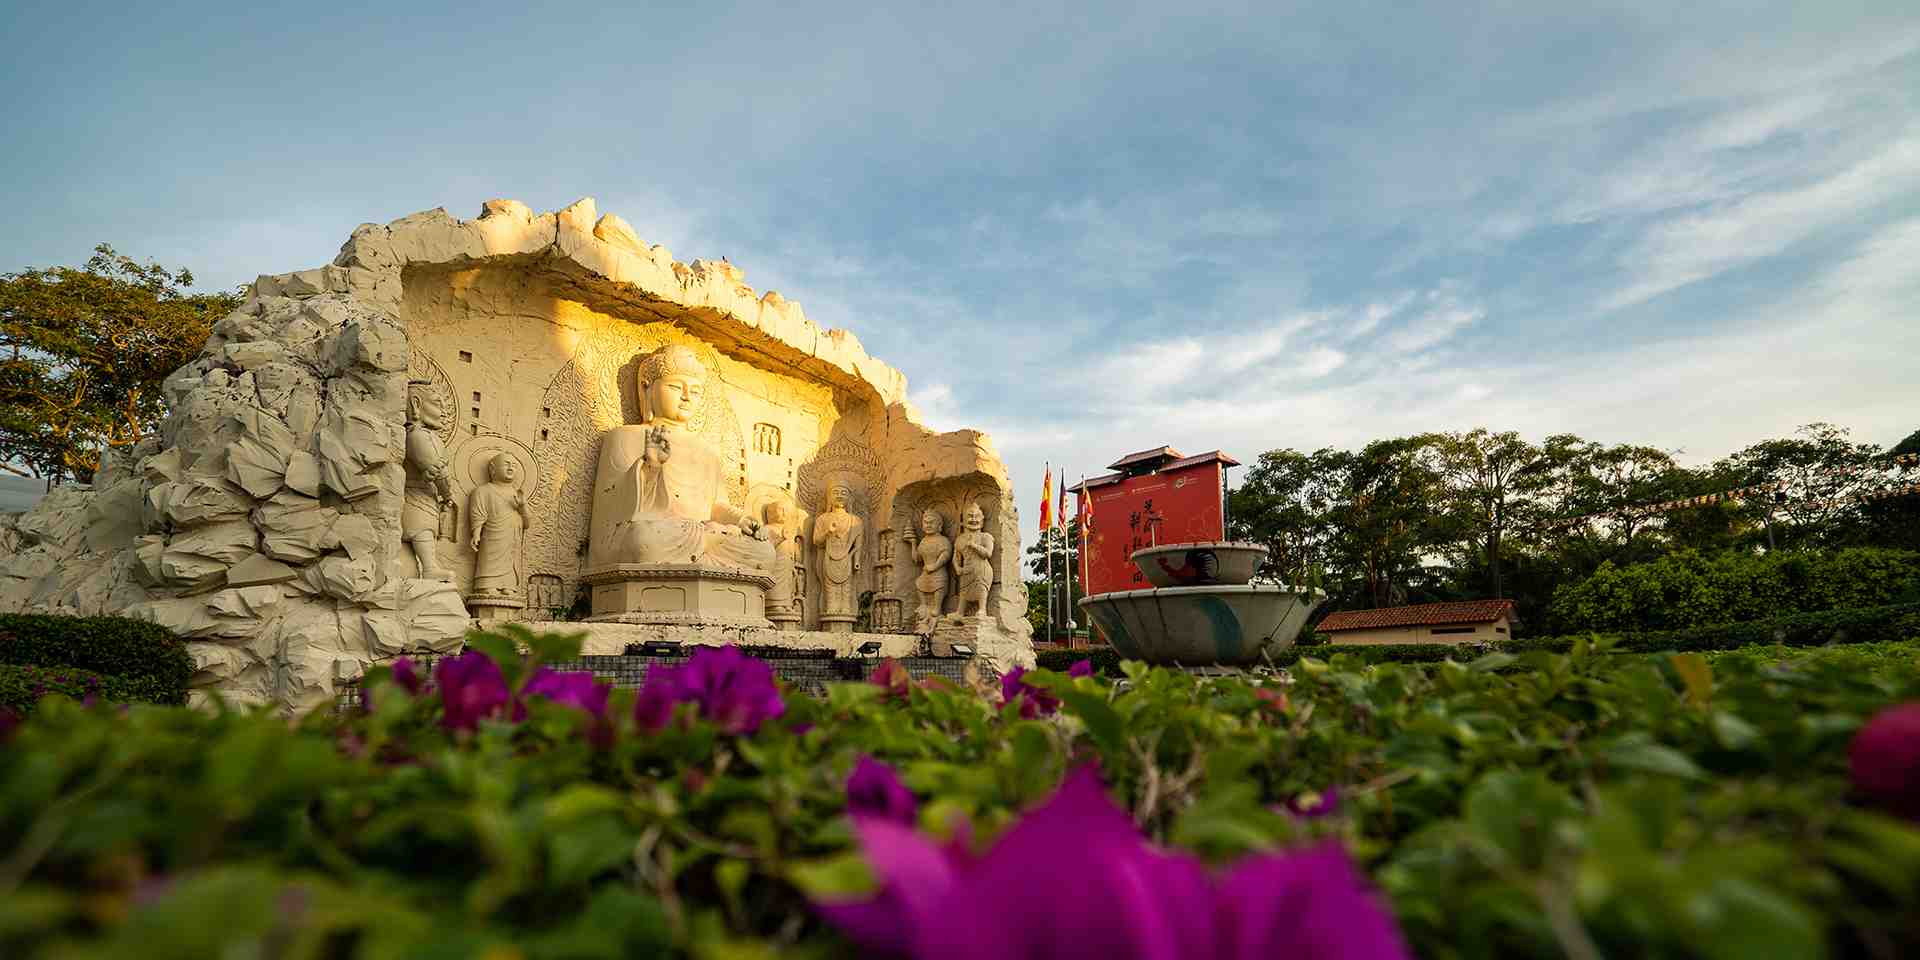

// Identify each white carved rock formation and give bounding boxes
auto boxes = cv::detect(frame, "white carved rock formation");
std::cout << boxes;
[0,196,1035,709]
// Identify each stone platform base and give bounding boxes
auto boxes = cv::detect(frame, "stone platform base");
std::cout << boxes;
[584,563,774,626]
[568,621,929,659]
[929,615,1001,657]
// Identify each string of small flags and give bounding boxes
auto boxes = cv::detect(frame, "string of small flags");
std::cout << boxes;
[1545,454,1919,530]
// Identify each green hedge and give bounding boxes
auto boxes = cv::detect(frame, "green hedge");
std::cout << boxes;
[1034,648,1123,675]
[0,614,190,705]
[0,662,169,713]
[1548,547,1920,633]
[1051,602,1920,673]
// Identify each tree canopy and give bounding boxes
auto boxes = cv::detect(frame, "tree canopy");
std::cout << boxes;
[0,245,237,482]
[1228,422,1920,631]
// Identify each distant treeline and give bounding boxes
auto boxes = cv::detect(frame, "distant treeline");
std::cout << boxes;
[1227,422,1920,633]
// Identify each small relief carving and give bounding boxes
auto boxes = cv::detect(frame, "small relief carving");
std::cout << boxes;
[402,381,455,580]
[753,422,782,455]
[527,573,569,617]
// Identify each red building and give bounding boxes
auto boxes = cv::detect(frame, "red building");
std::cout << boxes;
[1070,446,1239,600]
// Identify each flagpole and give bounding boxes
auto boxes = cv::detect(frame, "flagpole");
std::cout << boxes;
[1043,462,1054,640]
[1078,474,1091,646]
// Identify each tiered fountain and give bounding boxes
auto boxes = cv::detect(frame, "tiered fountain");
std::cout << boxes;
[1078,541,1322,666]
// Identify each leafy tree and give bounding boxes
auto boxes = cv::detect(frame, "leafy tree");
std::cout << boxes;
[1024,526,1083,638]
[1324,438,1446,609]
[0,244,237,481]
[1227,447,1338,584]
[1722,422,1883,550]
[1417,429,1548,599]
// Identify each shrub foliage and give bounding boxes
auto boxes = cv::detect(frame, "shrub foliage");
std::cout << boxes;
[2,630,1918,958]
[0,613,191,704]
[1547,546,1920,633]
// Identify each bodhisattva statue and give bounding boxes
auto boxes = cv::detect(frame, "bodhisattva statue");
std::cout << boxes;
[589,345,776,572]
[953,502,994,617]
[813,480,862,630]
[906,509,951,632]
[402,382,453,580]
[763,500,800,619]
[468,452,528,598]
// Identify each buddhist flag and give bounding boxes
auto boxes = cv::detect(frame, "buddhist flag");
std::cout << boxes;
[1058,473,1068,531]
[1079,476,1092,534]
[1039,463,1053,533]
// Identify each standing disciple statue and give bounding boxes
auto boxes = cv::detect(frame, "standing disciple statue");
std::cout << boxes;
[402,382,453,580]
[953,502,994,617]
[813,480,863,630]
[588,345,775,572]
[468,452,529,598]
[763,500,800,618]
[905,509,951,632]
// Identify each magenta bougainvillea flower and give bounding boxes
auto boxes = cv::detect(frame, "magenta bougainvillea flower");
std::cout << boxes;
[1850,701,1920,820]
[631,646,785,735]
[392,657,426,695]
[521,667,610,719]
[435,651,512,731]
[1067,659,1094,679]
[813,766,1410,960]
[999,667,1060,719]
[633,662,683,732]
[847,755,918,825]
[1215,841,1409,959]
[871,659,913,702]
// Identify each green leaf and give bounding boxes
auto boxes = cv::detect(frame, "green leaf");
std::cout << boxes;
[1602,737,1706,780]
[1670,653,1714,707]
[787,851,877,899]
[1054,687,1125,757]
[1468,652,1516,673]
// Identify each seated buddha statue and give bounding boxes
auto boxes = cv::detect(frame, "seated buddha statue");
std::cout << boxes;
[588,344,777,574]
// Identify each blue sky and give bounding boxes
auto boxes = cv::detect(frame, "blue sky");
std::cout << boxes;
[4,1,1917,528]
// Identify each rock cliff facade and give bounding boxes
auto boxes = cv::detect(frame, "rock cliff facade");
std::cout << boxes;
[0,198,1033,708]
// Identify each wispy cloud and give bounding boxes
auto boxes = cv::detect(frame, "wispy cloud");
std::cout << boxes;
[1604,135,1920,309]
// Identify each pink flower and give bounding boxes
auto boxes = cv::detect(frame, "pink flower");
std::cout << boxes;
[847,755,918,825]
[631,646,785,735]
[999,667,1060,719]
[1850,702,1920,820]
[871,659,913,702]
[435,652,511,731]
[392,657,426,695]
[813,767,1410,960]
[1068,659,1094,679]
[521,668,609,719]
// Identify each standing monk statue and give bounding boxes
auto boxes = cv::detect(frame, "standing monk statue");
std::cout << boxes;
[588,344,775,573]
[468,452,528,597]
[402,382,453,580]
[953,502,994,617]
[813,480,862,631]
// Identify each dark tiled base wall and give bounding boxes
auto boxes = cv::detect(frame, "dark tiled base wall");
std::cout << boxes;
[548,654,973,696]
[338,652,974,709]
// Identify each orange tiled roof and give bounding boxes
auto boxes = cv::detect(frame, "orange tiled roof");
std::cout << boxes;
[1318,599,1515,633]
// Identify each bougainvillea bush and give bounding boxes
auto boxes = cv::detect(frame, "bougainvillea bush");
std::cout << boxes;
[3,628,1918,959]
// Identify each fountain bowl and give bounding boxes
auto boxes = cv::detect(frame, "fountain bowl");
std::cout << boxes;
[1078,583,1323,666]
[1129,541,1269,587]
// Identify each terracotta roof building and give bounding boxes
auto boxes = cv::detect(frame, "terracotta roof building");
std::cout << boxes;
[1316,600,1517,645]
